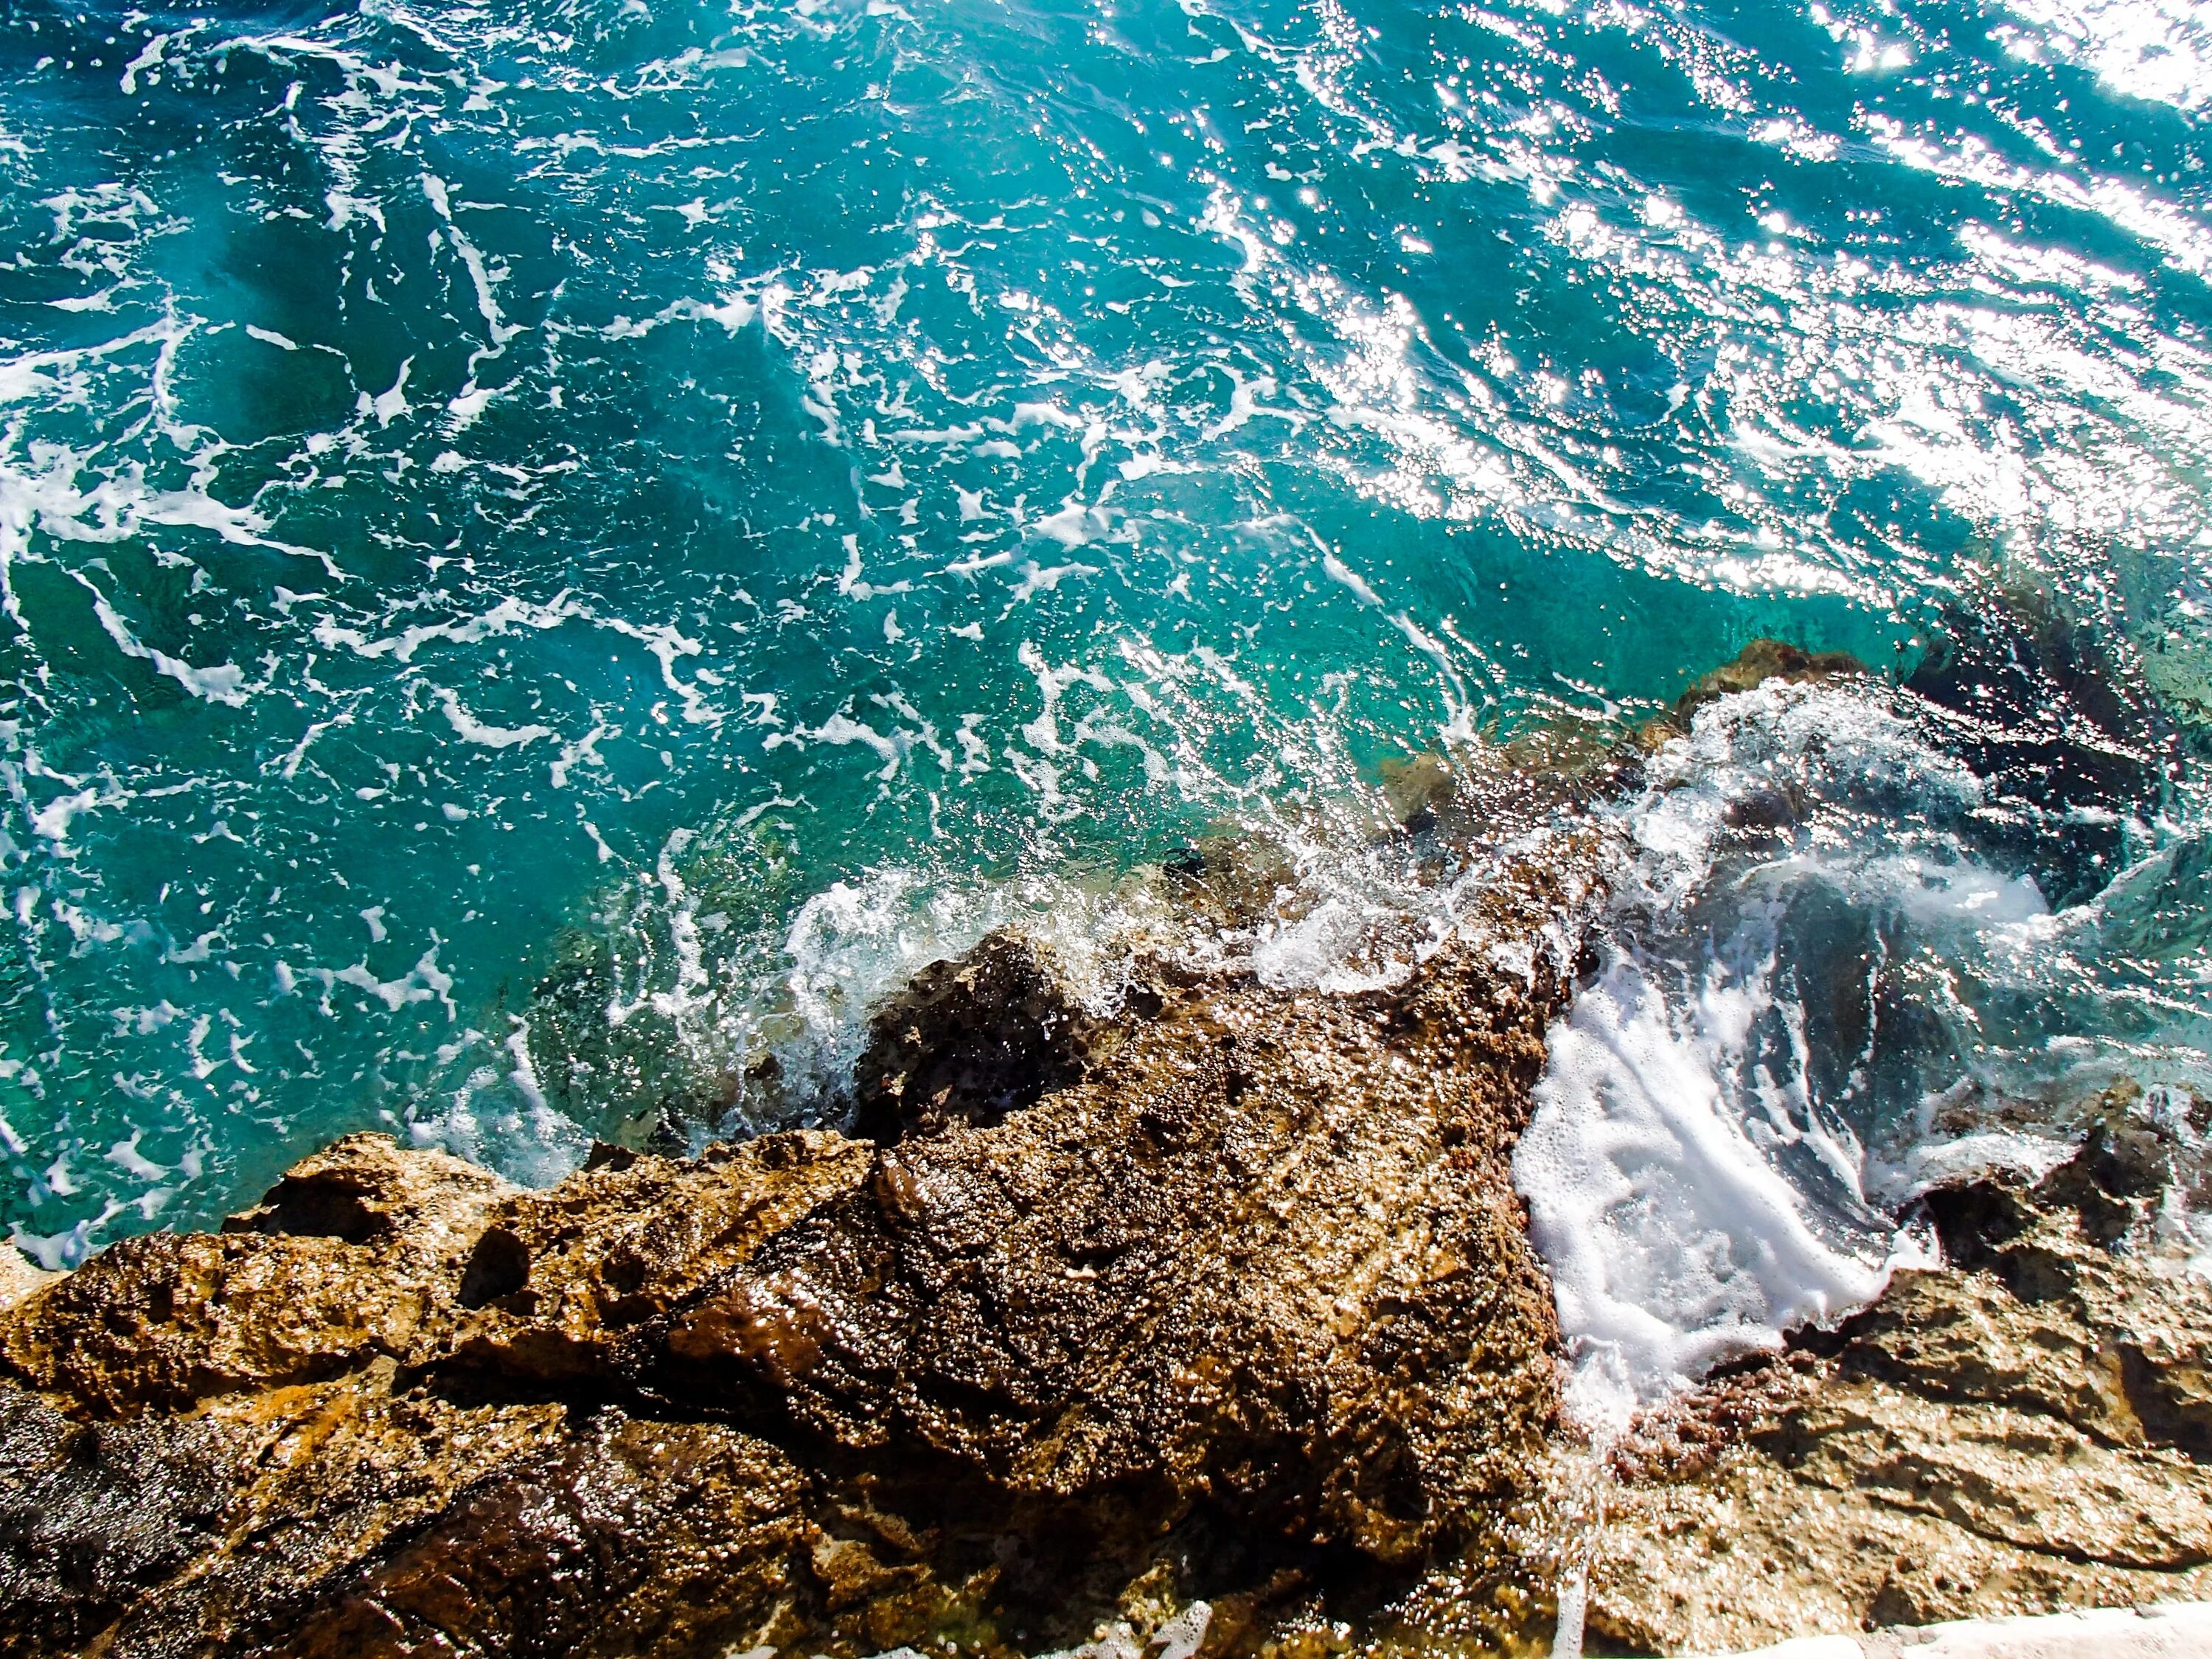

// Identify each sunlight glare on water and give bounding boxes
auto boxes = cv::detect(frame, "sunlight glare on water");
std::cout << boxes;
[0,0,2208,1298]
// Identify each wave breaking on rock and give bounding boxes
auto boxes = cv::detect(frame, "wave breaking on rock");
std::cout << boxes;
[1,641,2208,1658]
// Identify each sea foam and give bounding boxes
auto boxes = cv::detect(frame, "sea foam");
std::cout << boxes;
[1514,681,2165,1423]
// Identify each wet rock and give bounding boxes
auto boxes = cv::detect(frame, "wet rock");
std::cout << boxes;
[0,892,1585,1658]
[439,1129,872,1384]
[654,940,1572,1565]
[0,1386,243,1656]
[0,1136,512,1417]
[35,1381,577,1658]
[1378,749,1460,832]
[1666,638,1868,722]
[1610,638,1870,769]
[248,1411,817,1659]
[1585,1133,2212,1655]
[3,1231,440,1418]
[0,1139,886,1659]
[0,1360,821,1659]
[1157,830,1304,931]
[850,933,1098,1144]
[1379,728,1634,847]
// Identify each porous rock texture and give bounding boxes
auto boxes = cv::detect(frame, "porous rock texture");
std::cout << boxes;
[0,902,1581,1659]
[847,933,1098,1145]
[0,1251,51,1314]
[1582,1102,2212,1656]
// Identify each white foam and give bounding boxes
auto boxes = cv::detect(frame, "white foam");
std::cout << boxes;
[406,1018,588,1190]
[1513,681,2118,1422]
[439,689,555,748]
[1516,952,1919,1428]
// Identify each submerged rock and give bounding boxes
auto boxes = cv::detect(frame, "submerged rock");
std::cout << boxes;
[1630,638,1871,755]
[0,901,1581,1658]
[1905,582,2173,908]
[1583,1126,2212,1655]
[1673,638,1870,719]
[4,654,2200,1658]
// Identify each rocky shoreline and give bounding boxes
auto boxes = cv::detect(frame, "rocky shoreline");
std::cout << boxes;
[7,956,2207,1658]
[2,640,2206,1658]
[0,920,1586,1658]
[1582,1098,2212,1654]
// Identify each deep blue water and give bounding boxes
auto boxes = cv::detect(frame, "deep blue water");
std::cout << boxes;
[1,0,2209,1308]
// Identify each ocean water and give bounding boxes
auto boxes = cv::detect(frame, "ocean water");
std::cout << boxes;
[2,0,2209,1400]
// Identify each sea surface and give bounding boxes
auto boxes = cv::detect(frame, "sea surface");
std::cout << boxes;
[4,0,2210,1410]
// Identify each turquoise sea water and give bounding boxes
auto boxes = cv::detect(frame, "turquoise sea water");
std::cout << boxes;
[2,0,2210,1293]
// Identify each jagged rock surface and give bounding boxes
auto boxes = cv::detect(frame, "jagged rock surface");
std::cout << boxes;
[848,933,1099,1144]
[442,1128,874,1385]
[1584,1124,2212,1656]
[1,1135,512,1416]
[0,914,1579,1659]
[653,942,1569,1564]
[5,644,2200,1659]
[1670,638,1870,722]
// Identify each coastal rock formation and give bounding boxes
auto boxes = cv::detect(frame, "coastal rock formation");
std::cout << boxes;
[4,646,2202,1659]
[1583,1104,2212,1655]
[848,933,1099,1144]
[0,1251,52,1312]
[655,940,1569,1564]
[0,908,1580,1658]
[1,1135,512,1416]
[441,1128,875,1386]
[1669,638,1870,723]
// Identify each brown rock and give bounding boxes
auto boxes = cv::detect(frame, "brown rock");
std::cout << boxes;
[0,887,1586,1657]
[1673,638,1869,719]
[1584,1135,2212,1655]
[0,1362,821,1659]
[849,933,1099,1144]
[223,1130,517,1253]
[439,1128,871,1384]
[2,1232,439,1417]
[0,1384,246,1655]
[258,1411,816,1659]
[11,652,2202,1659]
[0,1135,511,1416]
[653,940,1570,1565]
[1378,729,1635,846]
[1157,831,1304,932]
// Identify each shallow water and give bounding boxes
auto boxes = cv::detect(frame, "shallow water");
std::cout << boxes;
[1,0,2208,1394]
